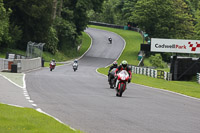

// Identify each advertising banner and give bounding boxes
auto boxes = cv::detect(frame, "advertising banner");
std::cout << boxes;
[151,38,200,54]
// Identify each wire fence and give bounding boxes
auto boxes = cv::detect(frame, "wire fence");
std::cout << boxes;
[26,41,45,59]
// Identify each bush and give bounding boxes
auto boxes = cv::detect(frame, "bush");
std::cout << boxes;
[149,54,167,68]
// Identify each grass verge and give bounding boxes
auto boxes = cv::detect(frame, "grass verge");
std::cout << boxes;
[93,25,200,99]
[0,103,82,133]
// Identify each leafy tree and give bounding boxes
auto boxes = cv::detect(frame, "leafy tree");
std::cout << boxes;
[89,0,116,24]
[132,0,194,39]
[4,0,53,50]
[149,54,167,68]
[194,1,200,39]
[0,0,11,48]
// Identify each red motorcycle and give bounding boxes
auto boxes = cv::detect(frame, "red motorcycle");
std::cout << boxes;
[115,70,130,97]
[50,62,56,71]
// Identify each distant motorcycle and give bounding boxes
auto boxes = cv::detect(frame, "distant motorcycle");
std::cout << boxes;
[108,37,112,44]
[108,68,117,89]
[50,62,56,71]
[72,63,78,72]
[115,70,130,97]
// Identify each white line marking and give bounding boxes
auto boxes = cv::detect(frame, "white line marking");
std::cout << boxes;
[32,104,37,107]
[36,108,76,131]
[0,73,23,89]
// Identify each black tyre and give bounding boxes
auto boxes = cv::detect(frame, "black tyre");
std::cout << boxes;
[119,84,124,97]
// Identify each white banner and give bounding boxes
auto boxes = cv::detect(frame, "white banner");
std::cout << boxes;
[151,38,200,54]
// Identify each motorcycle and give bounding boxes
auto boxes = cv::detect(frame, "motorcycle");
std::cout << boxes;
[108,37,112,44]
[50,62,56,71]
[72,63,78,72]
[115,70,130,97]
[108,68,117,89]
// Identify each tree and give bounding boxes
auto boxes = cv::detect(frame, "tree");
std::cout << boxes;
[4,0,53,50]
[194,1,200,39]
[132,0,194,39]
[0,0,12,48]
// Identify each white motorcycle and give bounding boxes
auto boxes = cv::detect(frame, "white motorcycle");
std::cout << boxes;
[72,63,78,72]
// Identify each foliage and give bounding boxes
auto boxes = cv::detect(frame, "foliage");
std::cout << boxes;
[0,0,11,48]
[45,26,58,54]
[4,0,53,50]
[132,0,194,39]
[149,54,167,68]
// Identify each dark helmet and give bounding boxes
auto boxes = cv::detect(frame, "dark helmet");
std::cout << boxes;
[52,59,55,62]
[113,61,117,66]
[121,60,127,68]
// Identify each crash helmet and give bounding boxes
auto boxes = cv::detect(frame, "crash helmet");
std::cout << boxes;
[113,61,117,66]
[52,59,55,62]
[74,59,78,63]
[121,60,127,68]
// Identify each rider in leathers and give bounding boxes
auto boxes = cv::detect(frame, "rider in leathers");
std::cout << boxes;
[115,60,132,83]
[108,61,118,83]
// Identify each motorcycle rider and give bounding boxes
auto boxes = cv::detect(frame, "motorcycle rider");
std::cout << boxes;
[108,61,118,86]
[50,59,56,66]
[115,60,132,83]
[108,36,112,44]
[73,59,78,69]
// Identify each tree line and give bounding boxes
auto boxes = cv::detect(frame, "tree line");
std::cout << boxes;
[1,0,200,55]
[89,0,200,40]
[0,0,104,54]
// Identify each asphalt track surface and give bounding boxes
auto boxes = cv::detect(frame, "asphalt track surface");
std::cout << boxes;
[25,28,200,133]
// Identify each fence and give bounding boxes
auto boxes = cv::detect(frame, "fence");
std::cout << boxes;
[132,66,172,81]
[197,73,200,84]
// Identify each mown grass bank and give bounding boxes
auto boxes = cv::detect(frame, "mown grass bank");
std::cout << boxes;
[91,25,200,99]
[0,103,82,133]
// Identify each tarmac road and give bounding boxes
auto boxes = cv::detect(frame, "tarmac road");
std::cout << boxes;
[25,28,200,133]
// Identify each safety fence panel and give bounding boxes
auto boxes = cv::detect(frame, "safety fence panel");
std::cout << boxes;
[132,66,171,81]
[197,73,200,84]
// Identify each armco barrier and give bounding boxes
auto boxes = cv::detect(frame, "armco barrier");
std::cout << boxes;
[132,66,171,81]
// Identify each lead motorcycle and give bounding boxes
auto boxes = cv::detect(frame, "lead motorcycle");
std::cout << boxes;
[115,70,130,97]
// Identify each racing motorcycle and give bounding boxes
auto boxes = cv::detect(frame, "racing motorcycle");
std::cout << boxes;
[72,63,78,72]
[108,68,117,89]
[115,70,130,97]
[108,37,112,44]
[49,62,56,71]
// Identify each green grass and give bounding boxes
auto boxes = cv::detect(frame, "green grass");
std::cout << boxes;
[0,103,82,133]
[94,25,200,99]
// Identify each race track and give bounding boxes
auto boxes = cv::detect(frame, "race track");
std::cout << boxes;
[26,28,200,133]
